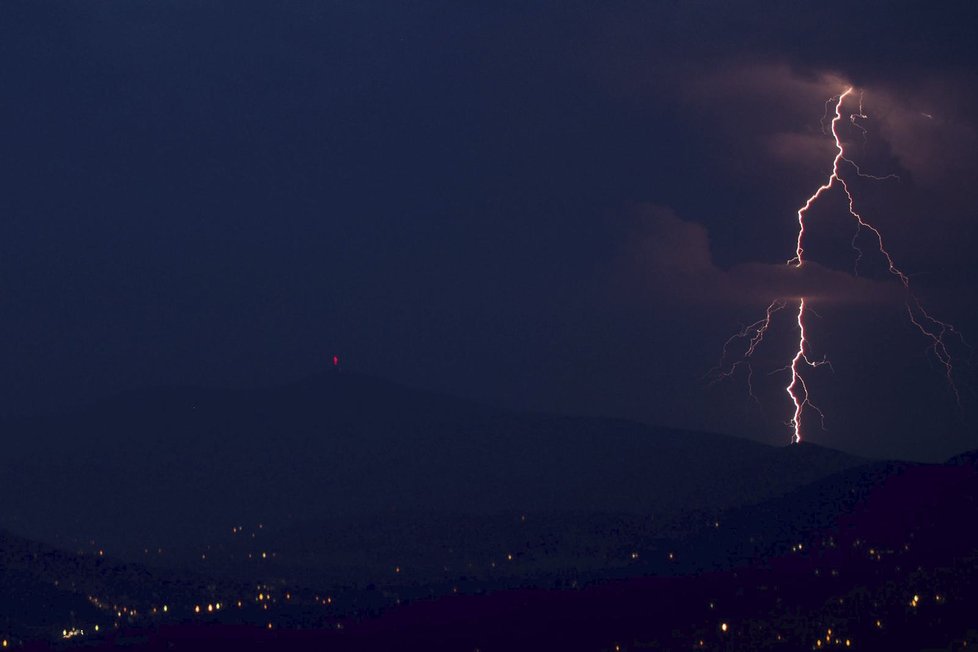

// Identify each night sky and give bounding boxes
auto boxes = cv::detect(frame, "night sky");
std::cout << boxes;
[3,1,978,461]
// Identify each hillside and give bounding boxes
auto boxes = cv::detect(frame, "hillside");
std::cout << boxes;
[323,450,978,652]
[29,449,978,651]
[0,372,866,556]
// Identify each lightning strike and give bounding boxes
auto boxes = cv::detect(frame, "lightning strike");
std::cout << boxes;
[709,299,787,403]
[713,86,964,444]
[786,298,830,444]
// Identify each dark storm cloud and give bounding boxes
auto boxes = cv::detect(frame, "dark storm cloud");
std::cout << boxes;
[590,50,978,284]
[682,62,978,194]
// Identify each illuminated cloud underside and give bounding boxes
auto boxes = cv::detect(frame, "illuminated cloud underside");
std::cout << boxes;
[712,88,964,444]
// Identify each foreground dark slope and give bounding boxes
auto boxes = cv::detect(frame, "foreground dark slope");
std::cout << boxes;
[0,371,863,553]
[0,529,101,640]
[30,449,978,652]
[325,453,978,652]
[0,528,242,644]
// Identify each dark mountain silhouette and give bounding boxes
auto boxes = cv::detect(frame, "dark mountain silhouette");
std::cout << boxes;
[0,372,866,556]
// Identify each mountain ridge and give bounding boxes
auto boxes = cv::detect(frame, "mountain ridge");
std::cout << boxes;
[0,371,866,555]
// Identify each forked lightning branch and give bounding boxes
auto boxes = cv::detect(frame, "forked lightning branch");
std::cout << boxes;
[710,87,963,444]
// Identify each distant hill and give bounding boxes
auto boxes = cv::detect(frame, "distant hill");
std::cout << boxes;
[0,372,865,555]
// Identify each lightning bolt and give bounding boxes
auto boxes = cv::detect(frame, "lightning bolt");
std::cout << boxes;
[712,86,964,444]
[785,298,831,444]
[708,298,787,403]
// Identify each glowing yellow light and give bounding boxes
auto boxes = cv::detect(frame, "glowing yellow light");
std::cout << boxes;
[261,552,267,559]
[720,623,728,633]
[207,604,213,613]
[163,605,168,613]
[506,554,513,561]
[3,640,8,648]
[845,640,851,647]
[215,602,222,611]
[94,625,99,632]
[194,605,201,614]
